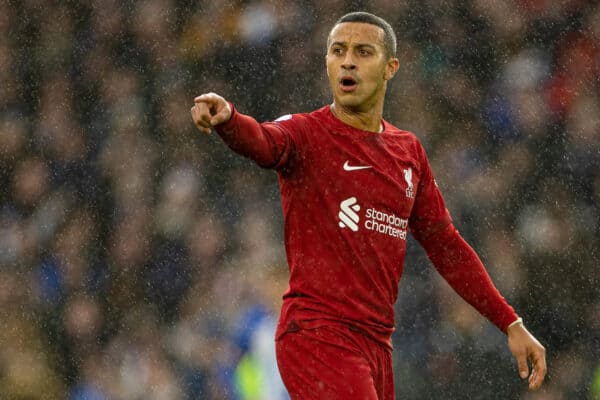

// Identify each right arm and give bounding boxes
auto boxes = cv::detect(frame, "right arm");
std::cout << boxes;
[191,92,293,168]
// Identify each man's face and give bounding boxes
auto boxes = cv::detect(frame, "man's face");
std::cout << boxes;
[326,22,397,111]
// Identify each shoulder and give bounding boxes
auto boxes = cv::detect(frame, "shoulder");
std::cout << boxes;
[272,105,329,125]
[384,122,426,150]
[383,119,418,139]
[269,106,331,138]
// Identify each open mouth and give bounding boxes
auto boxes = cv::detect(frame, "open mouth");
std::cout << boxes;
[340,77,358,92]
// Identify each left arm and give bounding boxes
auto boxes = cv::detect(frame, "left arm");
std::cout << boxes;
[408,139,546,390]
[414,222,517,332]
[414,221,547,390]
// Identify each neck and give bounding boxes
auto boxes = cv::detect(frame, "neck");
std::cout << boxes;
[330,101,384,133]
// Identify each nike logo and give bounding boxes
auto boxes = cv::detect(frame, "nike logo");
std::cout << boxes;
[343,161,372,171]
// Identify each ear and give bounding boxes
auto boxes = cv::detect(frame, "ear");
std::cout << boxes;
[384,57,400,81]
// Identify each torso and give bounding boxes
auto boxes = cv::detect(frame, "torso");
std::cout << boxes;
[271,106,428,348]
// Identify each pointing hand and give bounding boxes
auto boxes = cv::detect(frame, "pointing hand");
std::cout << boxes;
[191,92,232,134]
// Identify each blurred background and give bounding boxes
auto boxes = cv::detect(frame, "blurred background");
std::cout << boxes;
[1,0,599,399]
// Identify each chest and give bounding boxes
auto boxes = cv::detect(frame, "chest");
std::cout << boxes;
[301,131,420,219]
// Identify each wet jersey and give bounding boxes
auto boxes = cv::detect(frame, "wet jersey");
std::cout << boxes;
[216,105,518,349]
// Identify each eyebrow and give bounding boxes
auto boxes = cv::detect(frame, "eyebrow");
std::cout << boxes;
[329,41,378,50]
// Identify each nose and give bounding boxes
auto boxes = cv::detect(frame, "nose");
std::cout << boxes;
[341,52,356,70]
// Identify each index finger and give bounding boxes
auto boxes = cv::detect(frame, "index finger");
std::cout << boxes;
[194,92,219,103]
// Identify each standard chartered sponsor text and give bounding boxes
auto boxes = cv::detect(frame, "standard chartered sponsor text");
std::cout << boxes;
[365,208,407,239]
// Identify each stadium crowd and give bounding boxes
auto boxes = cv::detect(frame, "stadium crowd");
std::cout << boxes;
[1,0,599,398]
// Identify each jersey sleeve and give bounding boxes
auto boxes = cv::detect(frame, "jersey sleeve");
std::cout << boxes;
[420,224,519,333]
[409,141,519,332]
[214,104,299,170]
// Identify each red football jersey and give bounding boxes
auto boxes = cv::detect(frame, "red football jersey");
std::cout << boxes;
[216,105,517,349]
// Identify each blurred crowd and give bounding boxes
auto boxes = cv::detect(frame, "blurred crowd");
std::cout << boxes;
[1,0,599,399]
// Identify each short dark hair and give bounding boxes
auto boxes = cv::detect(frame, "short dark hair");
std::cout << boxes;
[330,12,397,58]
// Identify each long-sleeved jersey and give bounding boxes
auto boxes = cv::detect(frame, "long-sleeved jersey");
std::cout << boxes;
[216,104,518,349]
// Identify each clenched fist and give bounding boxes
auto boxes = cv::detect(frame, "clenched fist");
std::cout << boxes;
[190,92,232,134]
